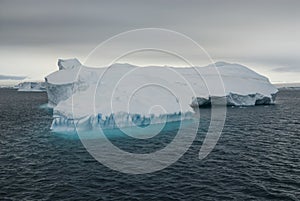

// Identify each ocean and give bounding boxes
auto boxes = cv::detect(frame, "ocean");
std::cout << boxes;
[0,88,299,200]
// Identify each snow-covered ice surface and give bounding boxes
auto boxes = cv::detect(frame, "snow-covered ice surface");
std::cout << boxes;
[45,59,278,133]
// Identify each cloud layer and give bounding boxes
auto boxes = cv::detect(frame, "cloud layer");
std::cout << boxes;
[0,75,26,80]
[0,0,299,83]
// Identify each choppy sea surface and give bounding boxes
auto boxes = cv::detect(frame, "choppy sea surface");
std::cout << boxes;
[0,88,299,200]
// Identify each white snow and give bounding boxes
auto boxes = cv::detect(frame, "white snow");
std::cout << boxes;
[45,58,278,132]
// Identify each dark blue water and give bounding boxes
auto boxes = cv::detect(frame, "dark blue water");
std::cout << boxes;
[0,88,299,200]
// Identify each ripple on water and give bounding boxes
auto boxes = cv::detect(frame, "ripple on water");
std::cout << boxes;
[0,89,299,200]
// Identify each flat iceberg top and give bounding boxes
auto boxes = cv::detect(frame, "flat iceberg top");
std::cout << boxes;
[45,59,278,122]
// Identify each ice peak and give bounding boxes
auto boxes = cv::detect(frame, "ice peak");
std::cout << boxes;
[109,63,136,68]
[58,58,81,70]
[214,61,232,67]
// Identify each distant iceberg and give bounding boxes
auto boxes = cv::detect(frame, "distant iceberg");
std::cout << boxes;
[275,83,300,91]
[17,82,46,92]
[45,58,278,132]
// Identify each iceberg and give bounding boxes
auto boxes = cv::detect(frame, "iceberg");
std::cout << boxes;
[17,82,46,92]
[45,59,278,133]
[275,83,300,91]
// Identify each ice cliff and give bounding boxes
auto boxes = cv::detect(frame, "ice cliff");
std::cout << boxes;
[45,58,278,132]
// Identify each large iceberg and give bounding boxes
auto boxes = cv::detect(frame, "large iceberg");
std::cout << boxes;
[45,59,278,133]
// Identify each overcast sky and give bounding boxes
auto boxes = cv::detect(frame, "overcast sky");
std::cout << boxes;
[0,0,299,83]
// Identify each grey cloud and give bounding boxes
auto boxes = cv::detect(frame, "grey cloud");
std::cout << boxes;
[0,75,26,80]
[1,0,300,47]
[272,66,300,73]
[0,0,300,82]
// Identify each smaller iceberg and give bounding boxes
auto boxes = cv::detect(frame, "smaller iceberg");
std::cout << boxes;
[17,82,46,92]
